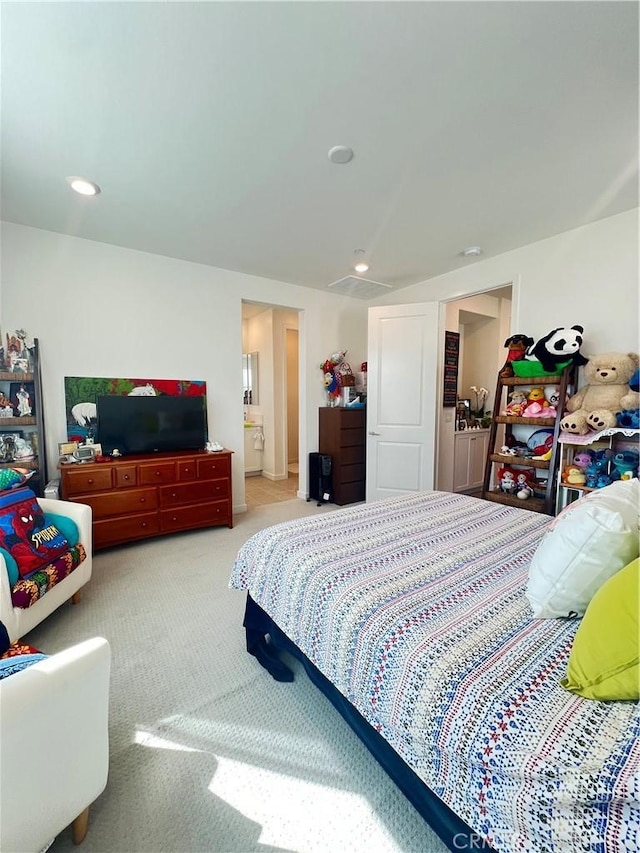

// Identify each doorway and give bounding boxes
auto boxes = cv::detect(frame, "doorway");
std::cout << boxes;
[242,301,300,509]
[436,284,513,493]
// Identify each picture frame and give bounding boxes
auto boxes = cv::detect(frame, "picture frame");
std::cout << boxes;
[9,381,35,418]
[0,431,25,462]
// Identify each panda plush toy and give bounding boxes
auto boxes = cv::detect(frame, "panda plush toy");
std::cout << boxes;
[526,325,589,373]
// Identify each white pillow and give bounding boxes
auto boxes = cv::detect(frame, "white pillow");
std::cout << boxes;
[526,478,640,618]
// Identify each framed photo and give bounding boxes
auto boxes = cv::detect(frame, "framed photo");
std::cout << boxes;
[0,431,25,462]
[9,381,35,418]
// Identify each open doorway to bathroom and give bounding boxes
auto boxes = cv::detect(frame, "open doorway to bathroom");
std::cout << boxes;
[242,301,300,509]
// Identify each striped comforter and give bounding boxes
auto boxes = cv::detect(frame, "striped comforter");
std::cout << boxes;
[230,491,640,852]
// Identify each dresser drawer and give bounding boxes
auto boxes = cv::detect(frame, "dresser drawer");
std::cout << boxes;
[79,487,158,519]
[339,428,365,448]
[332,462,366,484]
[93,512,160,548]
[197,455,230,479]
[159,479,228,507]
[177,459,197,481]
[114,465,137,488]
[160,499,229,532]
[138,462,177,485]
[334,481,366,505]
[63,466,113,495]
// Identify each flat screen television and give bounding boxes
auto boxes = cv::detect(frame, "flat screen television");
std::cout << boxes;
[96,394,208,455]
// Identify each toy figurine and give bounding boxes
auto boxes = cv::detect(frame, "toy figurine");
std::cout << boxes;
[515,472,535,499]
[562,465,586,486]
[497,467,517,494]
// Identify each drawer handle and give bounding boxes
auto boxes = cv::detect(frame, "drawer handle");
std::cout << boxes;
[124,474,130,480]
[184,467,191,474]
[141,522,147,528]
[87,478,94,484]
[140,498,146,503]
[172,516,177,522]
[171,492,176,498]
[155,471,161,477]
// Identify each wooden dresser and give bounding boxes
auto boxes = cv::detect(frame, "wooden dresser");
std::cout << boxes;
[60,450,233,549]
[319,407,366,505]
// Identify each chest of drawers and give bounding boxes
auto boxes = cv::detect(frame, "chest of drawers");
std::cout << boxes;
[60,450,233,549]
[319,407,366,505]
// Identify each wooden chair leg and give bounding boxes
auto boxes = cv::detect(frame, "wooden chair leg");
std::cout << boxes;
[71,806,90,844]
[71,590,82,605]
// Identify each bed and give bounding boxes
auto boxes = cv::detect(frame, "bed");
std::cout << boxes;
[229,491,639,852]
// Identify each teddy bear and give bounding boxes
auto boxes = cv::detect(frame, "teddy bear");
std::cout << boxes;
[560,351,640,435]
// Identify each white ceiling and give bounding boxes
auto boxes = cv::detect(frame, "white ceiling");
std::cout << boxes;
[2,2,638,299]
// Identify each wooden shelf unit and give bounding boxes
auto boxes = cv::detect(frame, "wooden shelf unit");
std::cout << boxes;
[0,339,47,494]
[481,367,576,515]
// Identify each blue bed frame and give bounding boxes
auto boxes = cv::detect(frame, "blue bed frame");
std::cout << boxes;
[243,594,496,853]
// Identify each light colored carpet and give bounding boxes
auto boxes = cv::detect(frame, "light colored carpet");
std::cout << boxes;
[27,499,449,853]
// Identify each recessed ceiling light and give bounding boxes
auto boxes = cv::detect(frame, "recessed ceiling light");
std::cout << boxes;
[354,262,369,273]
[462,246,482,257]
[67,177,101,196]
[328,145,354,164]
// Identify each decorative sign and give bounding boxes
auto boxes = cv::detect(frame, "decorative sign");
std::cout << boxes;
[443,331,460,407]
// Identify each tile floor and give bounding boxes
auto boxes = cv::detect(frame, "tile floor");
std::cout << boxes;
[244,473,299,508]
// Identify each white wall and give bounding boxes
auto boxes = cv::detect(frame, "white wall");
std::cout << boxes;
[372,209,639,353]
[1,223,369,511]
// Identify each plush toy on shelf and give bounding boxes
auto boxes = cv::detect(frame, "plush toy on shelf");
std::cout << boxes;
[515,471,535,499]
[525,325,589,373]
[499,334,534,378]
[503,390,528,416]
[496,466,517,494]
[616,367,640,429]
[562,464,586,486]
[523,387,557,418]
[560,351,640,434]
[572,449,595,470]
[611,449,639,481]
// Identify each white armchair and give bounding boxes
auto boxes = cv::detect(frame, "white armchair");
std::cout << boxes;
[0,637,111,852]
[0,498,93,643]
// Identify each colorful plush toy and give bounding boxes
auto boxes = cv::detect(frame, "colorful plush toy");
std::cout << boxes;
[497,467,517,493]
[561,352,640,434]
[616,367,640,429]
[562,464,586,486]
[523,387,557,418]
[499,334,534,378]
[503,390,528,416]
[515,471,535,499]
[320,352,347,401]
[525,325,589,373]
[611,449,639,481]
[572,449,595,470]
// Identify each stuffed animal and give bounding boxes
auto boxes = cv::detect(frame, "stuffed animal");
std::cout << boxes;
[616,367,640,429]
[515,471,535,499]
[560,352,640,434]
[562,464,586,486]
[572,449,594,470]
[526,325,588,373]
[523,387,557,418]
[610,449,639,481]
[503,390,528,416]
[497,467,517,493]
[499,334,534,378]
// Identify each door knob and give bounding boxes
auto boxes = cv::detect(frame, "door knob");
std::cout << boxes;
[369,431,380,436]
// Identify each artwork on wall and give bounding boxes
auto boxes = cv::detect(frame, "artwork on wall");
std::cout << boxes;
[442,331,460,407]
[64,376,207,442]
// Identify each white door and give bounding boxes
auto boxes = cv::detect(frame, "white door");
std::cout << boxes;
[366,302,439,502]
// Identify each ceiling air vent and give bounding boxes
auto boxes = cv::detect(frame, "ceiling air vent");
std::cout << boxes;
[327,275,393,300]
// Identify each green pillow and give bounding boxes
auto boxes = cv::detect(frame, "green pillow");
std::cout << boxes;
[0,547,19,587]
[561,558,639,700]
[44,513,79,548]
